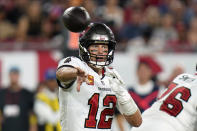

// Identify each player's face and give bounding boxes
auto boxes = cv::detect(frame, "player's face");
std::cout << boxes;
[9,72,20,85]
[88,44,108,62]
[137,63,152,82]
[46,79,58,92]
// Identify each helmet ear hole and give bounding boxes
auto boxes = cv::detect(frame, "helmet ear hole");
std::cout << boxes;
[79,23,116,66]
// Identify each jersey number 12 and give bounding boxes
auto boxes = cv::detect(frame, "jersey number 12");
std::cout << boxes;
[85,93,117,129]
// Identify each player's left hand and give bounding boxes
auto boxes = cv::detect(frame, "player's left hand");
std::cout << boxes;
[105,68,125,93]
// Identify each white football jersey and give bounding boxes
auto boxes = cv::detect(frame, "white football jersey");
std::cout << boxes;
[57,57,120,131]
[132,73,197,131]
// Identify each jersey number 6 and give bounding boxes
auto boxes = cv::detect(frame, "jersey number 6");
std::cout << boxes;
[85,93,117,129]
[160,83,191,117]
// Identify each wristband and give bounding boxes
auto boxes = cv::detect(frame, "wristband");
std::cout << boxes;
[116,90,138,116]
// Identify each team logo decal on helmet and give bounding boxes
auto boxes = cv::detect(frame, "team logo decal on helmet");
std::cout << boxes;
[79,23,116,67]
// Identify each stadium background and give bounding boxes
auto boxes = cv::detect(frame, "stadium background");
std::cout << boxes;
[0,0,197,90]
[0,0,197,131]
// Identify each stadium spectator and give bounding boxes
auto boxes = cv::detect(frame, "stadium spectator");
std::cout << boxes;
[96,0,123,28]
[40,19,55,42]
[17,1,43,42]
[187,17,197,51]
[0,5,16,41]
[5,0,28,25]
[38,18,63,49]
[128,56,163,113]
[0,66,36,131]
[82,0,98,21]
[123,0,144,24]
[119,9,144,42]
[144,6,161,29]
[168,0,186,25]
[152,13,178,51]
[126,26,163,54]
[165,21,192,52]
[34,68,60,131]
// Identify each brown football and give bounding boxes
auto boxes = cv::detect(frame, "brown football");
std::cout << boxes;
[62,6,91,32]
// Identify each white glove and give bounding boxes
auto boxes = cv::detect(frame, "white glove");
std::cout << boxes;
[105,67,125,93]
[105,67,138,116]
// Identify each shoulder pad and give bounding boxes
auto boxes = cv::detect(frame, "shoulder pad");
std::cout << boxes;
[58,56,83,69]
[173,73,196,85]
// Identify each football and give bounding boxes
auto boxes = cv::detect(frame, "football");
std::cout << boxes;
[62,6,91,32]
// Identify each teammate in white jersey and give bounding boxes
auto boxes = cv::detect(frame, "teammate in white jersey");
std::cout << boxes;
[131,71,197,131]
[56,23,142,131]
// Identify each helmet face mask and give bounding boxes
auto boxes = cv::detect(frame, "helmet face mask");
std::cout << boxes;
[79,23,116,67]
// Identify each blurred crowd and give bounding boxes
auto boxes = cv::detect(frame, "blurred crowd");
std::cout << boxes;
[1,0,197,53]
[0,67,60,131]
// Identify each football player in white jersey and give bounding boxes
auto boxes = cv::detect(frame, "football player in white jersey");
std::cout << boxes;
[131,70,197,131]
[56,23,142,131]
